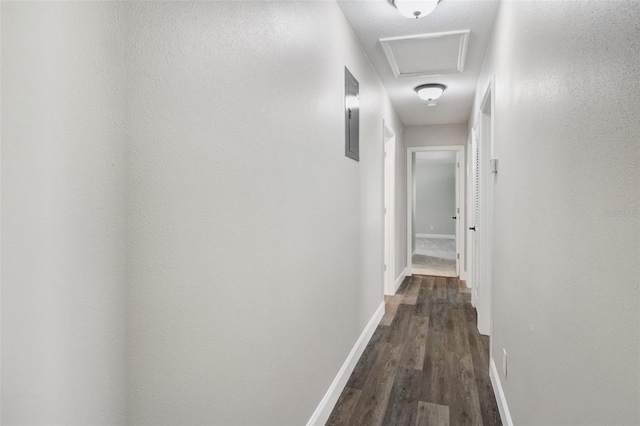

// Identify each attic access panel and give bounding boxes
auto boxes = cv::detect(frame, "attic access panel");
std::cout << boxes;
[380,30,470,77]
[345,67,359,161]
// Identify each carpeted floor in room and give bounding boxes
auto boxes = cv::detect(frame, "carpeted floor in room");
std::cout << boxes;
[412,237,457,277]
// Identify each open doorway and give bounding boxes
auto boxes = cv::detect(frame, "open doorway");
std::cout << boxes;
[407,146,465,279]
[413,151,457,276]
[471,79,495,337]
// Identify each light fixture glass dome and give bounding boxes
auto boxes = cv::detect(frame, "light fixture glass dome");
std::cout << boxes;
[394,0,439,19]
[416,84,446,101]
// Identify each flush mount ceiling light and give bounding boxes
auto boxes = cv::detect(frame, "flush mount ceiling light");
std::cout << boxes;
[416,83,446,101]
[393,0,439,19]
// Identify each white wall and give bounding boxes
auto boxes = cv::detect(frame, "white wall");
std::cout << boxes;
[1,8,3,417]
[2,2,127,424]
[471,1,640,424]
[405,123,468,147]
[124,2,404,424]
[414,162,456,235]
[3,1,405,424]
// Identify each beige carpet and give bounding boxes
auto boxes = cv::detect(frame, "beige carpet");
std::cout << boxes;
[412,254,457,277]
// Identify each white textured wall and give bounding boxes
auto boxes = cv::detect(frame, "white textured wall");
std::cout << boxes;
[471,1,640,424]
[405,123,468,147]
[1,2,127,424]
[124,2,403,424]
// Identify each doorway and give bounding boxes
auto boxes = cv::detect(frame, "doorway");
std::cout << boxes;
[406,146,465,279]
[470,79,494,337]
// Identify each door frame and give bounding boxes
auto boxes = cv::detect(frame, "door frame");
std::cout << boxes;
[474,77,495,337]
[383,120,396,295]
[469,125,480,308]
[466,129,475,306]
[406,145,466,280]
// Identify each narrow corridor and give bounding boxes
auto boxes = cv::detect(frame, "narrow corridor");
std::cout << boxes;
[327,276,501,425]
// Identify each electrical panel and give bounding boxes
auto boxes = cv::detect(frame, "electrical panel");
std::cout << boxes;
[345,67,359,161]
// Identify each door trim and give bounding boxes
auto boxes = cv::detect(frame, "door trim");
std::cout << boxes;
[466,130,476,303]
[406,146,466,280]
[383,120,396,295]
[475,76,495,338]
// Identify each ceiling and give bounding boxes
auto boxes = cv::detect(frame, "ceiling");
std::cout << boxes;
[337,0,500,126]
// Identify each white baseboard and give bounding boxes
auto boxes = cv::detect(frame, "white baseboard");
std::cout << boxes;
[490,358,513,426]
[307,302,385,426]
[394,267,409,294]
[459,273,470,287]
[415,233,455,239]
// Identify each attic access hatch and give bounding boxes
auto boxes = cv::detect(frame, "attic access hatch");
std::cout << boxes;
[380,30,470,77]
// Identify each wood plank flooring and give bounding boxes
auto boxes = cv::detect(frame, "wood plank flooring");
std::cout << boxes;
[327,275,502,426]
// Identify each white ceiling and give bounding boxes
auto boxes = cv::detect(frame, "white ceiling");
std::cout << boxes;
[337,0,500,126]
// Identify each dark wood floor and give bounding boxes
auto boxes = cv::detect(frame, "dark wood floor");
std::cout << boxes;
[327,275,502,426]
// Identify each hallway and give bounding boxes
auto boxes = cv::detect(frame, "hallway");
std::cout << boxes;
[327,276,500,426]
[2,0,639,424]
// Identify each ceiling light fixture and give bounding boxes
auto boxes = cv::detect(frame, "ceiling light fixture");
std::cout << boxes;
[416,83,446,101]
[393,0,439,19]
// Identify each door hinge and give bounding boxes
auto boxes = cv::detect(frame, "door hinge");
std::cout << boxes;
[457,162,460,168]
[457,253,460,259]
[384,264,387,271]
[457,207,460,214]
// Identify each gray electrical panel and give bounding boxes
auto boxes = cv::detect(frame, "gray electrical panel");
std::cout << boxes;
[345,67,359,161]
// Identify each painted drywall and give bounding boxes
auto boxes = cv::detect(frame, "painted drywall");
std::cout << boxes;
[1,2,405,424]
[0,7,3,418]
[0,8,3,418]
[1,2,127,424]
[471,1,640,424]
[124,2,404,424]
[405,123,468,147]
[414,162,456,235]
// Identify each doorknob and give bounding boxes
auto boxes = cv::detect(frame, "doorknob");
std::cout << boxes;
[469,226,476,231]
[452,216,457,220]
